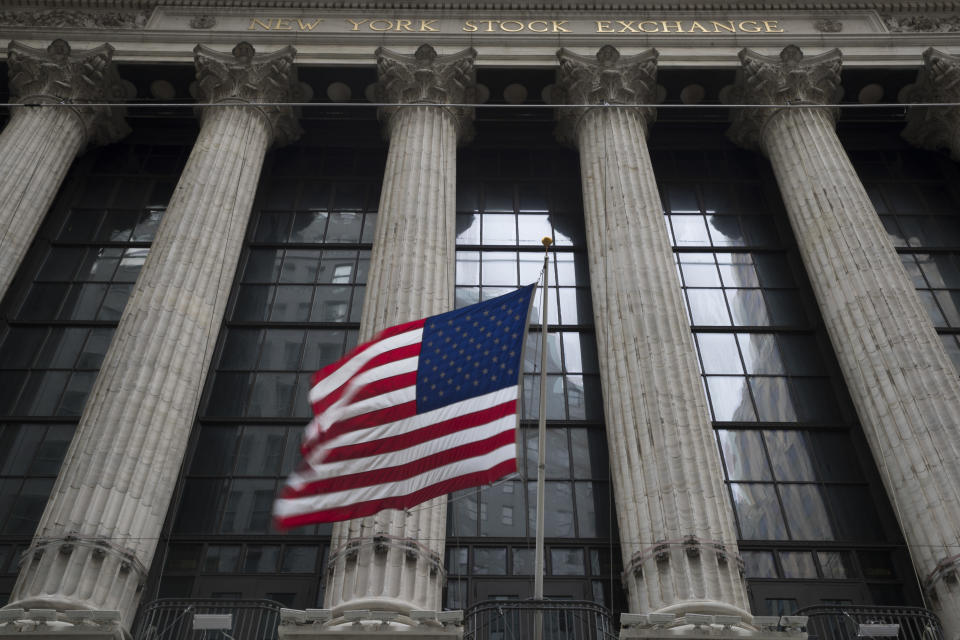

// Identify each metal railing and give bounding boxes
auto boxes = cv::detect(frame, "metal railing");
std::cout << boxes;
[464,599,618,640]
[133,599,283,640]
[796,604,944,640]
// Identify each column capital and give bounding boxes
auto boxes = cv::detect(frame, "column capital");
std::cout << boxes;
[193,42,311,147]
[554,45,658,144]
[727,45,842,152]
[7,39,134,147]
[902,48,960,160]
[374,44,477,142]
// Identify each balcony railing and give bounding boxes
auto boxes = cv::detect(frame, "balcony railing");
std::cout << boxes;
[464,599,618,640]
[796,604,944,640]
[133,598,283,640]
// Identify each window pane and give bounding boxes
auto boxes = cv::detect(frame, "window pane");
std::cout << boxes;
[742,551,778,578]
[763,431,816,481]
[706,377,757,422]
[697,333,743,374]
[779,484,834,540]
[779,551,817,578]
[472,548,507,575]
[480,481,524,536]
[717,430,771,481]
[550,548,585,575]
[729,483,788,540]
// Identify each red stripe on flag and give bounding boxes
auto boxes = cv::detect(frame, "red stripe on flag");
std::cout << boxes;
[310,343,421,415]
[301,400,419,457]
[310,319,425,388]
[283,430,516,499]
[274,458,517,529]
[323,401,517,463]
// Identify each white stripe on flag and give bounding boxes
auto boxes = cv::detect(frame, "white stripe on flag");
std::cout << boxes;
[292,414,517,486]
[320,386,518,452]
[308,328,423,404]
[273,443,517,518]
[314,355,420,432]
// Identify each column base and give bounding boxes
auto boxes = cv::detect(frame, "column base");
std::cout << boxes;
[278,609,462,640]
[0,609,124,640]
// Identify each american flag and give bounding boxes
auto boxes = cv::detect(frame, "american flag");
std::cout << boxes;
[273,284,536,528]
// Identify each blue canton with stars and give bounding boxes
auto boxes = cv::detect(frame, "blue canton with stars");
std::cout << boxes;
[417,284,536,414]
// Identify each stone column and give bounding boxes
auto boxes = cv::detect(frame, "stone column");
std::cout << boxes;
[0,39,132,301]
[555,46,750,618]
[323,44,475,618]
[902,48,960,161]
[728,45,960,636]
[4,43,307,630]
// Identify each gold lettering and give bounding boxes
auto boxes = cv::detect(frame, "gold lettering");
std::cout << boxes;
[739,20,761,32]
[500,19,524,32]
[763,20,784,32]
[710,20,736,33]
[346,18,368,31]
[689,21,709,32]
[661,20,685,32]
[552,20,570,32]
[395,18,414,31]
[480,20,497,31]
[248,17,272,30]
[296,17,323,30]
[369,19,393,31]
[462,19,477,32]
[420,19,439,31]
[595,20,613,32]
[617,20,638,32]
[638,21,659,32]
[273,17,293,30]
[529,20,549,32]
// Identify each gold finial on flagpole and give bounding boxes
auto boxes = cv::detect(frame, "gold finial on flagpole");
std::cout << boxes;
[542,236,553,250]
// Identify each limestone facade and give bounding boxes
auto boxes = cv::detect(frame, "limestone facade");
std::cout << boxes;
[2,2,960,640]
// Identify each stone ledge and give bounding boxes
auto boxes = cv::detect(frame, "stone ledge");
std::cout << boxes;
[0,609,124,640]
[278,609,462,640]
[620,614,808,640]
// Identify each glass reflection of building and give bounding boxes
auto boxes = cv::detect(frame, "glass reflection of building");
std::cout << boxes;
[1,12,959,631]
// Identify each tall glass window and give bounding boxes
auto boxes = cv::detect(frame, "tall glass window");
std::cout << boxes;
[155,139,385,610]
[446,124,623,614]
[651,128,917,614]
[0,135,190,603]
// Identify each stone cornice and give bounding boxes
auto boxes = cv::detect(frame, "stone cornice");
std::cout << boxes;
[375,43,476,142]
[7,39,134,147]
[727,45,842,152]
[902,47,960,160]
[193,41,311,146]
[554,45,658,145]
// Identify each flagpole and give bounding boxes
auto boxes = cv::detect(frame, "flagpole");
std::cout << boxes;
[534,236,552,640]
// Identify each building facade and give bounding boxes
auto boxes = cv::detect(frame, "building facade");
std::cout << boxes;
[1,0,960,638]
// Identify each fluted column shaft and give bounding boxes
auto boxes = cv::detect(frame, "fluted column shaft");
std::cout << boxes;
[763,105,960,636]
[0,39,132,301]
[325,44,475,616]
[557,46,750,617]
[729,45,960,637]
[577,107,748,617]
[5,43,305,630]
[0,106,85,296]
[326,105,457,614]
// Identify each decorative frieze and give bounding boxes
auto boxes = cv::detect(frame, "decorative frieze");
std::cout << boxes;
[0,10,147,29]
[882,13,960,32]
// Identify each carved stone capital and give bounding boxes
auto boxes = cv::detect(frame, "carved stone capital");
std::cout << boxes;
[727,45,842,152]
[7,39,134,147]
[554,45,658,145]
[193,42,311,147]
[902,48,960,161]
[375,44,477,142]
